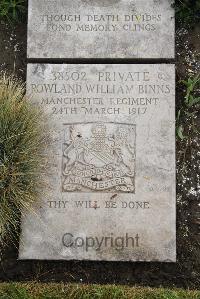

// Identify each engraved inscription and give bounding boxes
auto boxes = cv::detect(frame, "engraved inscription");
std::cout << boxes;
[43,13,162,33]
[62,123,136,193]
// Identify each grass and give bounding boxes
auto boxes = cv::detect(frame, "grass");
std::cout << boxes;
[176,74,200,140]
[0,283,199,299]
[173,0,200,26]
[0,74,48,255]
[0,0,27,24]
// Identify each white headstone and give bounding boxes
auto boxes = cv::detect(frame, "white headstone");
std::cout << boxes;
[19,63,176,261]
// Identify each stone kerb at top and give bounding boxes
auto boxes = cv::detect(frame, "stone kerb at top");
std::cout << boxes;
[27,0,175,59]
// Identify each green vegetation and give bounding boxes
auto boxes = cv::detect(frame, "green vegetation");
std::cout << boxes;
[0,74,48,255]
[176,74,200,140]
[0,0,199,25]
[0,283,199,299]
[181,75,200,108]
[174,0,200,26]
[0,0,27,24]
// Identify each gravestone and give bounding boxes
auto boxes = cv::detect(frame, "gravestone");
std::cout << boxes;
[19,63,176,261]
[27,0,174,59]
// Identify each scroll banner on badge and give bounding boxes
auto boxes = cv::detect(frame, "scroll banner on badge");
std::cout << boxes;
[63,176,134,191]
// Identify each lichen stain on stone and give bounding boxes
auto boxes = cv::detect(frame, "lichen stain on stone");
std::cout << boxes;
[95,247,159,262]
[110,194,118,200]
[81,0,121,7]
[33,64,46,79]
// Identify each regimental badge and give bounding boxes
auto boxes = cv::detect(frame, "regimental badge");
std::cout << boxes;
[62,122,136,193]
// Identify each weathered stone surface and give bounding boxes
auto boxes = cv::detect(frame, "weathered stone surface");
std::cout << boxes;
[27,0,175,59]
[19,63,176,261]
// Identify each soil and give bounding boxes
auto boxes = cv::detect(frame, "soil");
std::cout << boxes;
[0,18,199,289]
[0,21,27,80]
